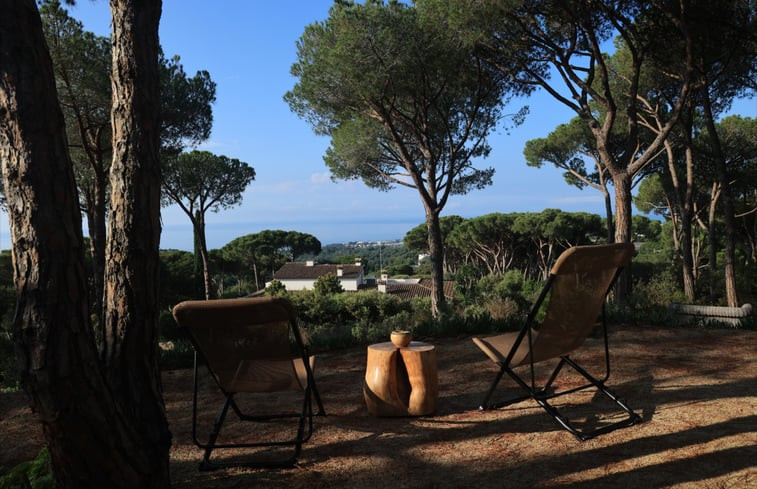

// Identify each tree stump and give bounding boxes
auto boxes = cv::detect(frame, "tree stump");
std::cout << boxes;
[363,341,438,416]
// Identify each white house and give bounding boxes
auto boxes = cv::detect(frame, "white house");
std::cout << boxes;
[268,259,365,291]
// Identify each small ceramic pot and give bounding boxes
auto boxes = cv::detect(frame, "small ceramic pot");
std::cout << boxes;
[390,329,412,348]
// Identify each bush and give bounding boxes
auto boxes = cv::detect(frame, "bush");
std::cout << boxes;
[287,290,425,349]
[265,279,287,296]
[301,321,354,350]
[158,308,188,343]
[313,273,343,296]
[494,270,525,298]
[0,327,18,393]
[350,311,412,345]
[0,448,54,489]
[159,338,195,370]
[337,291,409,324]
[484,296,521,320]
[461,270,540,311]
[634,268,688,306]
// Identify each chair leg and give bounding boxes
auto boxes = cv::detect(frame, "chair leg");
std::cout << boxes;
[538,357,642,441]
[196,387,316,471]
[199,396,233,471]
[301,385,315,444]
[480,366,535,410]
[479,366,507,410]
[310,377,326,416]
[480,358,641,441]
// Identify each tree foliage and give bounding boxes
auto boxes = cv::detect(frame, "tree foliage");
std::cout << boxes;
[39,0,113,326]
[159,53,216,156]
[404,210,605,283]
[313,273,344,296]
[304,242,417,276]
[221,230,322,293]
[524,117,616,242]
[462,0,704,300]
[34,1,217,326]
[162,150,255,299]
[286,0,521,316]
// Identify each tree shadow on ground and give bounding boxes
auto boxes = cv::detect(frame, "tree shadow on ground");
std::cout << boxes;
[166,328,756,488]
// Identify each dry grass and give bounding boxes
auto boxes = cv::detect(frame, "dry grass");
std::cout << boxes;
[2,326,756,488]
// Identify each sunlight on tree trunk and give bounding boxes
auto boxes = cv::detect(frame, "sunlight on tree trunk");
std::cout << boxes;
[102,0,172,484]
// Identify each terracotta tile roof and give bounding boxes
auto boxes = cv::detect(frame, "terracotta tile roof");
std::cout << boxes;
[385,279,456,300]
[273,262,363,280]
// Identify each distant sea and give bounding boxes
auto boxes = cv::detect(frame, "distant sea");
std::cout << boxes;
[159,217,421,252]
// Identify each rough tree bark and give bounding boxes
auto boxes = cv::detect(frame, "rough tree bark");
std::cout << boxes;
[101,0,172,483]
[424,206,446,317]
[678,136,697,301]
[0,1,170,487]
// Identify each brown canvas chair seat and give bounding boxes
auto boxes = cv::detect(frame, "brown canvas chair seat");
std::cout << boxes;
[472,243,641,441]
[172,296,325,470]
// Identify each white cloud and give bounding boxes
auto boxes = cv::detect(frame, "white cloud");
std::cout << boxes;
[310,172,331,184]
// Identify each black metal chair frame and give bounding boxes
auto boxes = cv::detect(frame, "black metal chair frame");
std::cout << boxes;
[478,264,642,441]
[186,303,325,471]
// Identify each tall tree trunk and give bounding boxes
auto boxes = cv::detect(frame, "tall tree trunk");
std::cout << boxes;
[748,190,757,263]
[53,39,111,338]
[91,175,108,332]
[679,139,697,301]
[668,125,697,302]
[612,171,633,299]
[102,0,172,486]
[253,258,260,291]
[0,1,169,487]
[679,207,696,301]
[424,208,446,318]
[603,188,614,244]
[81,173,109,345]
[193,217,204,297]
[707,182,721,301]
[194,210,212,299]
[701,91,739,306]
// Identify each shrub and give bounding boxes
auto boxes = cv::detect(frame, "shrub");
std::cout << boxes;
[265,279,287,296]
[0,327,18,393]
[159,338,195,370]
[350,314,403,345]
[313,273,344,296]
[0,448,54,489]
[158,308,187,342]
[494,270,525,298]
[484,296,521,320]
[336,291,409,324]
[300,321,354,350]
[634,268,688,306]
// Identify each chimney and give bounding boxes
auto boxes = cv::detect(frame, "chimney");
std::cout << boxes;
[354,257,362,266]
[378,283,387,293]
[381,271,388,282]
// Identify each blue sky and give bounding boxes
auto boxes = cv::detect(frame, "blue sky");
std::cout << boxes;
[0,1,754,252]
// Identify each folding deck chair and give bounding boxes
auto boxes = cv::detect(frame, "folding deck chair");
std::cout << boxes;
[472,243,641,441]
[172,296,325,470]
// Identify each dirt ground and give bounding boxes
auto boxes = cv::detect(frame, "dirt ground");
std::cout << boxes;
[2,326,756,488]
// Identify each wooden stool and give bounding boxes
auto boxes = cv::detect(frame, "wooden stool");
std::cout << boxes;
[363,341,438,416]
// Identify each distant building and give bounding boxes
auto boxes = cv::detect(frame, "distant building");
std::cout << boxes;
[377,275,455,301]
[269,259,365,291]
[268,258,455,300]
